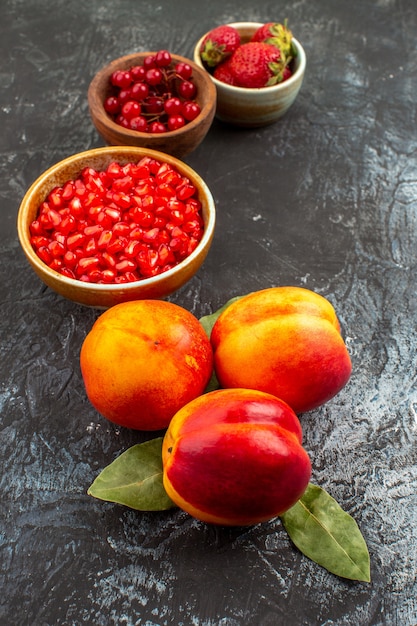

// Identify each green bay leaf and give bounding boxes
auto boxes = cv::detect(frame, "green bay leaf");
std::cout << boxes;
[87,437,175,511]
[199,295,244,338]
[281,483,371,582]
[199,295,245,393]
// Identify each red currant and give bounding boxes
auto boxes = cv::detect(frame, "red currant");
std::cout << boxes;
[164,97,182,116]
[178,80,197,99]
[121,100,142,120]
[143,96,165,115]
[182,101,201,121]
[130,65,146,81]
[103,50,201,136]
[175,62,193,80]
[104,96,120,115]
[118,88,132,105]
[115,115,130,128]
[129,116,148,131]
[155,50,172,67]
[143,54,156,69]
[146,68,163,85]
[131,82,149,100]
[167,114,185,131]
[149,121,167,133]
[111,70,132,89]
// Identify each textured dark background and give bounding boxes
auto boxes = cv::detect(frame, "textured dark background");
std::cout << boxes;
[1,0,417,624]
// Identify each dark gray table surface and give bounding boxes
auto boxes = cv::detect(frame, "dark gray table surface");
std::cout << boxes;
[1,1,417,624]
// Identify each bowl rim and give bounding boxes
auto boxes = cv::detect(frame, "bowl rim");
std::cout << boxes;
[194,22,306,93]
[88,51,217,140]
[17,146,216,294]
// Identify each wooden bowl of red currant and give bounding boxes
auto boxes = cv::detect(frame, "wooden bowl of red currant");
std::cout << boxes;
[17,146,216,308]
[88,50,217,159]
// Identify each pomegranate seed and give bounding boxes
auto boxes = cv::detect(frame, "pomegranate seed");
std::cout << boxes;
[113,222,131,236]
[170,210,184,225]
[115,259,137,273]
[142,227,160,243]
[107,237,126,255]
[37,246,52,264]
[63,251,78,268]
[100,268,118,282]
[97,229,113,249]
[45,208,62,228]
[67,232,86,250]
[69,196,84,217]
[62,181,75,200]
[177,181,196,200]
[59,214,77,235]
[60,267,76,279]
[158,243,175,265]
[76,256,101,275]
[84,224,103,237]
[124,239,142,257]
[107,162,123,178]
[49,259,63,271]
[29,158,204,284]
[48,240,65,258]
[84,237,98,255]
[48,188,63,209]
[129,226,143,240]
[31,235,49,249]
[29,219,43,236]
[101,251,117,268]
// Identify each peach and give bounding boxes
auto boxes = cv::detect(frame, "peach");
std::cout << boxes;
[210,286,352,414]
[162,388,311,526]
[80,300,213,430]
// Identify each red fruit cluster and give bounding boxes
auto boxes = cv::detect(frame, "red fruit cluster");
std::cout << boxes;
[104,50,201,133]
[200,21,296,89]
[29,157,205,284]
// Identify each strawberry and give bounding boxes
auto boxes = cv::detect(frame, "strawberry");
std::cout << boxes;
[200,25,241,68]
[213,58,237,85]
[228,42,287,89]
[251,20,296,63]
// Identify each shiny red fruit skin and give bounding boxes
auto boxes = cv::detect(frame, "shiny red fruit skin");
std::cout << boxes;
[163,388,312,526]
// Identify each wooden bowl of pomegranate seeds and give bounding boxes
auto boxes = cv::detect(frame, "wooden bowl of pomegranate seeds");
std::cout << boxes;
[88,51,217,158]
[17,146,216,308]
[193,22,306,127]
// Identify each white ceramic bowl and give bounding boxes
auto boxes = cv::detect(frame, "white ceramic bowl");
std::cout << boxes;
[194,22,306,127]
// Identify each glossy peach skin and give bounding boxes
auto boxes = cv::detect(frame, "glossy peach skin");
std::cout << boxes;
[80,300,213,430]
[210,286,352,414]
[162,388,311,526]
